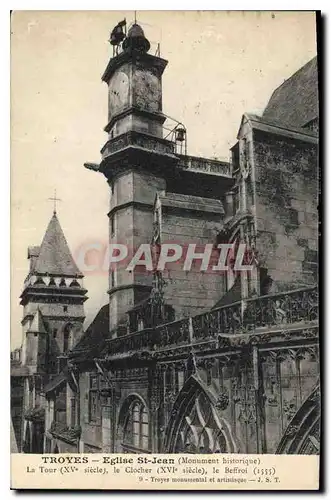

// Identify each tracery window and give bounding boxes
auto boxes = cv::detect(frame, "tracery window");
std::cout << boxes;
[174,391,227,454]
[88,374,100,423]
[122,400,149,452]
[63,325,71,353]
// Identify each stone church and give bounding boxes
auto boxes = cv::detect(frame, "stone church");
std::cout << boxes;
[11,21,319,455]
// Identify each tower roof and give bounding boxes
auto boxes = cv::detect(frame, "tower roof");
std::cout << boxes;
[127,23,145,38]
[122,23,150,53]
[34,213,83,278]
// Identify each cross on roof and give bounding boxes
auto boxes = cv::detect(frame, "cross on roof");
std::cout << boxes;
[48,190,62,215]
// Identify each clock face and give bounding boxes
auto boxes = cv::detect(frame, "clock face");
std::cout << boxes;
[108,71,129,117]
[133,69,160,113]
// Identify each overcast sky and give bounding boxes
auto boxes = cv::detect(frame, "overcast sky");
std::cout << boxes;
[11,11,317,348]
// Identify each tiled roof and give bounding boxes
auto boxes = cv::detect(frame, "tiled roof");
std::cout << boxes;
[34,213,83,277]
[262,56,318,129]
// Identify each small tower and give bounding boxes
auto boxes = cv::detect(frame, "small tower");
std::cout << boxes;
[20,211,87,372]
[92,21,179,333]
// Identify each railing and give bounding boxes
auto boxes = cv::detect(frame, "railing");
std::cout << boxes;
[192,301,243,340]
[108,318,190,355]
[177,155,232,177]
[101,131,176,160]
[243,286,318,329]
[106,286,318,355]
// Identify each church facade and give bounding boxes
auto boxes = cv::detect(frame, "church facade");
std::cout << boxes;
[11,21,319,455]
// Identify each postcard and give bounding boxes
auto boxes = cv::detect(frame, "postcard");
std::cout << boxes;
[11,10,320,490]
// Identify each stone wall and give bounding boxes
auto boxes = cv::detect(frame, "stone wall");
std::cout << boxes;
[253,132,318,290]
[160,211,225,318]
[109,170,166,330]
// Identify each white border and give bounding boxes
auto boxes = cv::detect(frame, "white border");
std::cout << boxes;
[2,3,329,499]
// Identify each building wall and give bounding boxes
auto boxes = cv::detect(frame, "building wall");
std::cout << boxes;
[82,329,319,455]
[160,210,225,318]
[253,132,318,290]
[23,300,85,322]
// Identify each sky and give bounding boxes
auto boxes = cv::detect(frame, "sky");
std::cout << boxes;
[11,10,317,348]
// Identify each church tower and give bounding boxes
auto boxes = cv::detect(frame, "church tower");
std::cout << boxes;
[20,210,87,373]
[88,22,179,333]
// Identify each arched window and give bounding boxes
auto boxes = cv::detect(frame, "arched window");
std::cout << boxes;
[122,399,149,452]
[63,325,71,353]
[173,391,228,454]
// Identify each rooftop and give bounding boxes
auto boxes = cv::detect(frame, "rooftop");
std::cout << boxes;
[262,56,318,129]
[32,212,83,278]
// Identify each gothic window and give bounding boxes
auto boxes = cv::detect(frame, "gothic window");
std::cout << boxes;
[174,391,227,454]
[122,400,149,452]
[88,374,100,423]
[28,379,34,408]
[245,173,254,211]
[178,371,184,391]
[231,142,240,171]
[137,317,144,331]
[63,325,70,353]
[110,270,116,288]
[174,368,179,393]
[70,397,76,428]
[233,188,240,214]
[110,215,115,238]
[165,366,172,393]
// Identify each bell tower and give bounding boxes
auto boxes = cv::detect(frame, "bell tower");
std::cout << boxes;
[104,23,166,140]
[20,211,87,372]
[87,21,178,334]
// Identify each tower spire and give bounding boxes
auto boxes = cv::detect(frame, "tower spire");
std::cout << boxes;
[48,189,62,215]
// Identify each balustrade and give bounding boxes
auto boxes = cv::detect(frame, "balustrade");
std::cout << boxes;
[106,286,318,355]
[101,131,175,160]
[177,155,232,177]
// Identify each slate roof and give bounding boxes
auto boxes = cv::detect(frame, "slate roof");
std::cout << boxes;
[44,371,67,394]
[69,304,110,361]
[34,213,83,277]
[262,56,318,129]
[27,308,47,334]
[158,192,224,215]
[212,276,242,309]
